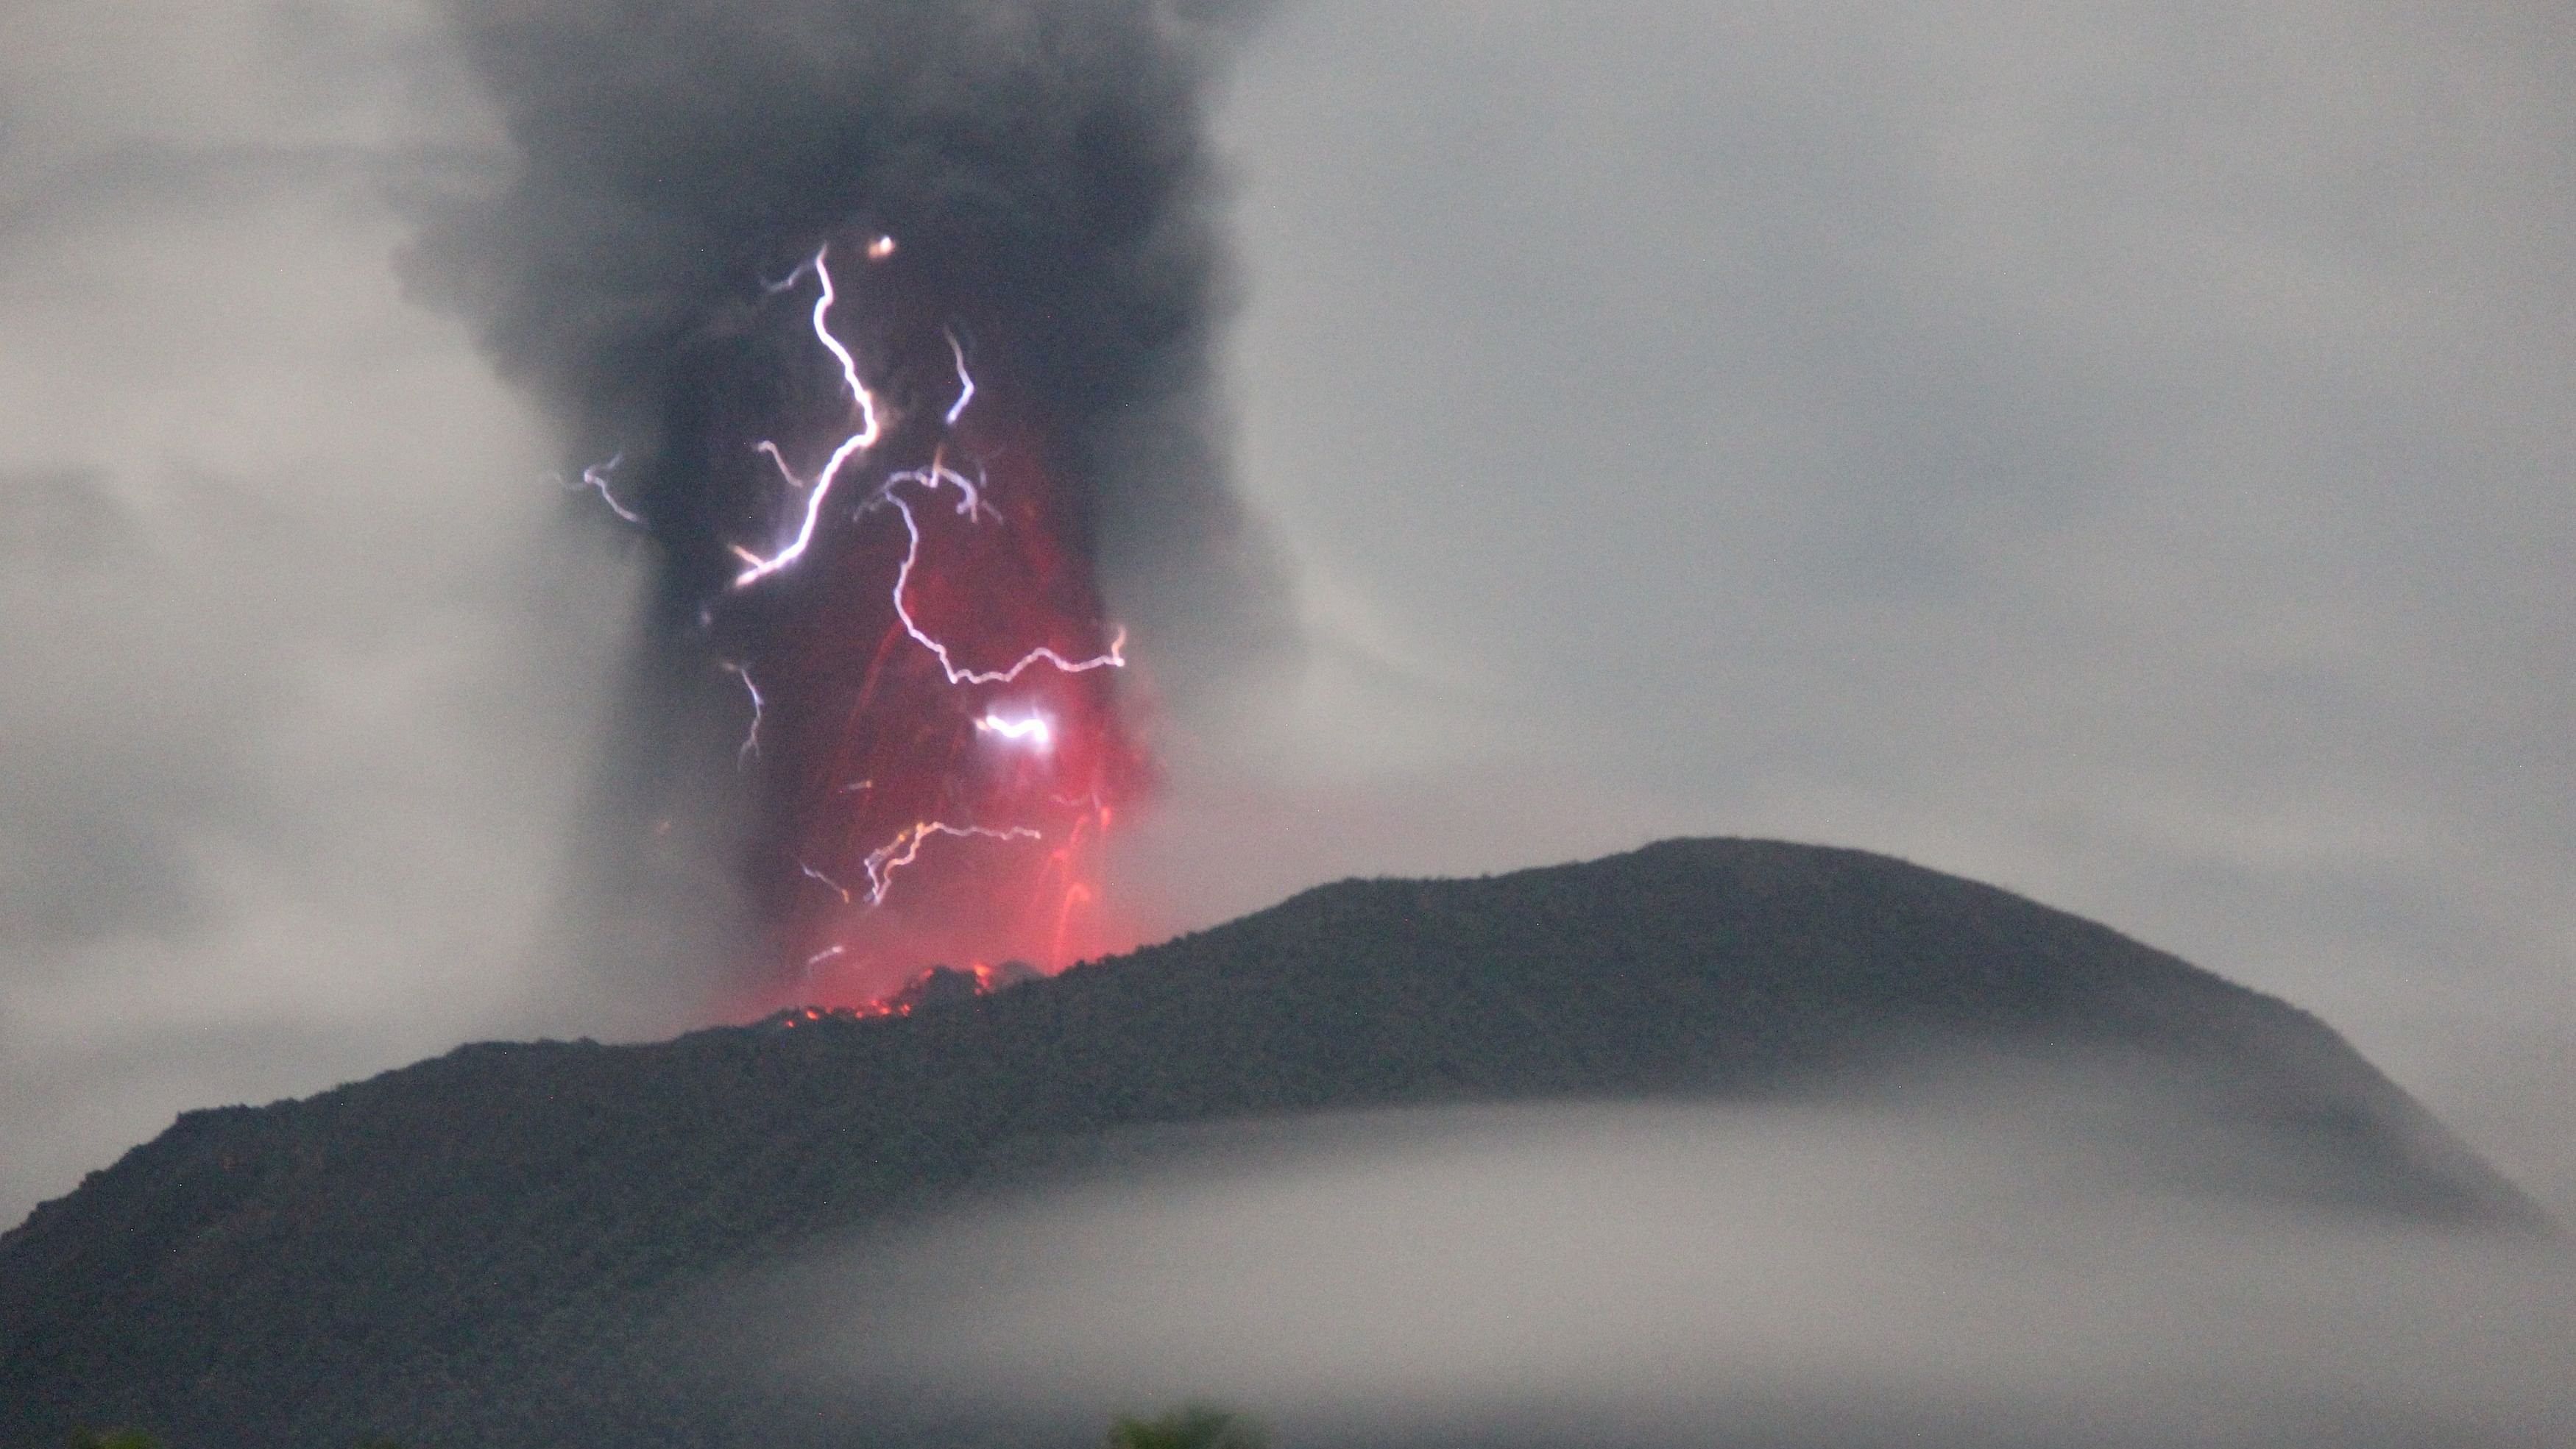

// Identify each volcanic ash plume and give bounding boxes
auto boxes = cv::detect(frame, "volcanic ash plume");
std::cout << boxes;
[413,0,1281,1013]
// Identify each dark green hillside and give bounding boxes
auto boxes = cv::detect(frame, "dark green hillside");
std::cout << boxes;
[0,839,2542,1447]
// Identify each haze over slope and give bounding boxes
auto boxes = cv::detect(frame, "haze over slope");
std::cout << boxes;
[0,839,2545,1447]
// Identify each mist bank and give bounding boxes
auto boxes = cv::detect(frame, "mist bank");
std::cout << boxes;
[753,1080,2570,1448]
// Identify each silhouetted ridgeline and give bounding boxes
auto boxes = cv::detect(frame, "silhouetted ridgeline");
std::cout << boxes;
[0,839,2546,1447]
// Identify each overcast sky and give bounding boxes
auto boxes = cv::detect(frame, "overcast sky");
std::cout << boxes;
[2,0,2569,1228]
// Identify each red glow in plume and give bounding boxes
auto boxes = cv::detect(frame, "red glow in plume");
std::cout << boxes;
[706,238,1153,1015]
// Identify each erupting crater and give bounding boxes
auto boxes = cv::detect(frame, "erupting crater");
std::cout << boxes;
[595,238,1154,1013]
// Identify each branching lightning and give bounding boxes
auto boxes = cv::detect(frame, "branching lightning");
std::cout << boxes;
[729,245,1123,688]
[570,452,643,525]
[702,233,1140,987]
[861,822,1044,907]
[885,449,993,522]
[880,480,1129,685]
[732,245,883,590]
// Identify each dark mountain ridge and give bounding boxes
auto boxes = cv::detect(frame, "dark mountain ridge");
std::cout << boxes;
[0,838,2545,1446]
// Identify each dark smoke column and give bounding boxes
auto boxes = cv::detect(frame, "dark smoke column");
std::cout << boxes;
[415,0,1278,1013]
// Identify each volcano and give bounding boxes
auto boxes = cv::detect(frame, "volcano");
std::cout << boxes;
[0,839,2547,1447]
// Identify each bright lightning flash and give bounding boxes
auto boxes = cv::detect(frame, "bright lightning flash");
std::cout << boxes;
[975,711,1055,751]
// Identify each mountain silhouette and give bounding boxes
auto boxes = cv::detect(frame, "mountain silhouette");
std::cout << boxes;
[0,839,2544,1447]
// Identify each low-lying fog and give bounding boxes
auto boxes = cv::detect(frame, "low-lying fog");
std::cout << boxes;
[733,1073,2571,1448]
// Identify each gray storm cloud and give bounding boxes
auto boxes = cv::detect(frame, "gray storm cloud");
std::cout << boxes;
[746,1088,2574,1447]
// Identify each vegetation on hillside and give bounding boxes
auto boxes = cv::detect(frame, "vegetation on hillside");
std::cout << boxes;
[1107,1405,1266,1449]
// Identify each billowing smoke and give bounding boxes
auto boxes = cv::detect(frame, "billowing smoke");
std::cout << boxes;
[411,0,1286,1013]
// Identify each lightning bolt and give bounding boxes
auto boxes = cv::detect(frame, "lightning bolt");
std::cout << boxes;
[885,448,993,522]
[944,329,977,428]
[877,478,1128,686]
[723,662,764,766]
[567,452,643,525]
[799,860,854,904]
[732,245,883,590]
[862,822,1044,907]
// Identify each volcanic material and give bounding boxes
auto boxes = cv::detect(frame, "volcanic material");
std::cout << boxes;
[414,0,1283,1002]
[0,840,2546,1448]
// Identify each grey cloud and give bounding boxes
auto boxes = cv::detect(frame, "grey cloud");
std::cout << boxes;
[0,465,128,564]
[0,0,637,1225]
[0,780,210,956]
[0,140,387,247]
